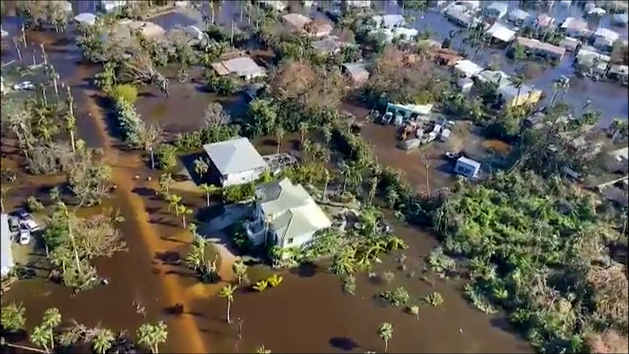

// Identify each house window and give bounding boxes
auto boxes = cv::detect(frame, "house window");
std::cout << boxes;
[287,238,294,244]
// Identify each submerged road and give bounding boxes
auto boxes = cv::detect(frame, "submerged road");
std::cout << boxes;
[83,87,208,353]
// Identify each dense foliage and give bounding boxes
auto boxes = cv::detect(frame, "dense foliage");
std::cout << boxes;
[432,172,627,352]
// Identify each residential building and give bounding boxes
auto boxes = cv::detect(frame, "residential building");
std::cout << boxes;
[612,13,628,27]
[203,137,268,187]
[260,0,287,12]
[444,5,479,28]
[498,83,543,107]
[344,0,372,8]
[507,8,530,26]
[484,2,509,21]
[372,14,406,28]
[560,17,591,37]
[342,62,370,85]
[282,13,312,32]
[535,13,555,28]
[98,0,131,13]
[593,27,619,52]
[574,46,611,75]
[304,18,334,38]
[559,36,581,52]
[311,36,343,54]
[477,69,511,87]
[458,0,480,10]
[245,178,332,249]
[211,57,266,81]
[386,102,433,120]
[372,27,419,42]
[1,214,14,277]
[606,147,629,174]
[486,23,516,44]
[454,157,481,179]
[453,59,484,78]
[514,36,566,60]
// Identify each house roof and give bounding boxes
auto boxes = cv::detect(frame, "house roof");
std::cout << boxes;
[477,70,510,86]
[256,178,331,242]
[282,13,312,31]
[594,27,619,41]
[610,147,629,160]
[1,214,14,276]
[212,57,266,77]
[311,37,342,53]
[372,14,405,28]
[342,62,369,82]
[498,83,539,99]
[445,5,476,25]
[456,156,481,169]
[536,14,555,27]
[486,2,508,15]
[486,23,516,42]
[515,37,566,57]
[74,12,97,26]
[508,8,530,22]
[454,59,484,77]
[203,137,267,176]
[561,17,589,32]
[612,13,629,25]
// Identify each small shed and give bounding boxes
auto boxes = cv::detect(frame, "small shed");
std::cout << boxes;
[282,13,312,32]
[74,12,97,26]
[484,2,509,20]
[454,156,481,179]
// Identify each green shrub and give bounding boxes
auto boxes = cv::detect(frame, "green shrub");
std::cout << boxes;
[110,84,138,104]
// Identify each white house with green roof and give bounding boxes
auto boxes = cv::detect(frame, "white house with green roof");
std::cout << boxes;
[246,178,332,249]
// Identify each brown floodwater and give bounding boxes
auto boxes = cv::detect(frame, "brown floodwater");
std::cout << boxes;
[0,26,532,354]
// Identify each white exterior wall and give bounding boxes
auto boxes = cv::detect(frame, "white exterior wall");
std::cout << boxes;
[279,231,315,249]
[221,169,263,187]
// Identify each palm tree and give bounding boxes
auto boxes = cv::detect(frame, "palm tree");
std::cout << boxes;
[159,173,174,195]
[92,328,115,354]
[299,122,309,143]
[329,248,356,276]
[199,183,219,207]
[193,158,209,178]
[57,203,81,273]
[0,186,11,213]
[64,112,77,153]
[377,322,393,353]
[256,345,271,353]
[275,127,285,154]
[176,204,193,228]
[232,260,249,284]
[509,74,526,104]
[137,123,162,169]
[322,124,332,145]
[219,284,237,324]
[137,322,168,354]
[167,194,182,214]
[367,175,379,204]
[322,169,330,201]
[30,325,52,353]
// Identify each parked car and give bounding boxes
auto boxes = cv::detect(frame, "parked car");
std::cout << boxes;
[13,208,31,220]
[18,226,31,245]
[8,216,20,233]
[21,218,40,232]
[13,81,34,91]
[444,151,462,160]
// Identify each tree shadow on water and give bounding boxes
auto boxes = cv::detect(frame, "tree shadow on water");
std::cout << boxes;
[329,337,360,351]
[289,262,317,278]
[154,250,181,266]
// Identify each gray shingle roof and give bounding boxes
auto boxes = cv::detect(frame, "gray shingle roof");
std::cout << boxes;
[203,137,267,176]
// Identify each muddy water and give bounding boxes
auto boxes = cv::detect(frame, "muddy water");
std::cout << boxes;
[195,221,532,353]
[0,17,531,354]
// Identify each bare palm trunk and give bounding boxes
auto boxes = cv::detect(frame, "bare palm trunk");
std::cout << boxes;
[0,197,4,213]
[40,43,47,65]
[69,130,76,153]
[323,178,329,201]
[150,148,155,169]
[182,214,187,228]
[2,342,48,354]
[206,193,210,207]
[226,300,232,323]
[384,340,388,353]
[13,38,22,60]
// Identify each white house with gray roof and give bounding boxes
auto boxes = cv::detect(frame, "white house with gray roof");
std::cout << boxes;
[1,214,15,277]
[203,137,268,187]
[246,178,331,249]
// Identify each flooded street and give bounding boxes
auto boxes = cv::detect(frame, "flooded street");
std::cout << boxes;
[0,1,626,353]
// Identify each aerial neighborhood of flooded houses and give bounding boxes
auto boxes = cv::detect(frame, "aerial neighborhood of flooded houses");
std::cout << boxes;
[0,0,628,353]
